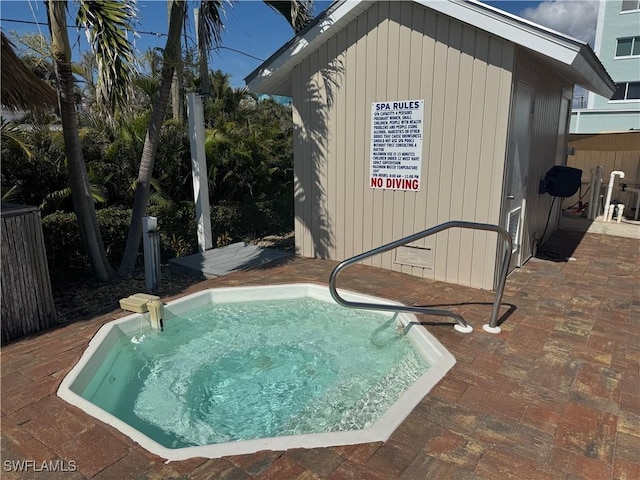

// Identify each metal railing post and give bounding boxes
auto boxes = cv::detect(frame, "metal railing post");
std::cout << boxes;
[328,221,512,334]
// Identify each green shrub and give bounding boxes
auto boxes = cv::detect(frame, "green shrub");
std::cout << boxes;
[210,198,293,242]
[148,201,198,259]
[211,201,243,239]
[42,207,132,284]
[42,195,293,285]
[96,207,133,262]
[41,211,89,284]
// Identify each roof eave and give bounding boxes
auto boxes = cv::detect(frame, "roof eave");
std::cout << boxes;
[246,0,615,99]
[423,0,615,97]
[245,1,375,96]
[573,44,616,98]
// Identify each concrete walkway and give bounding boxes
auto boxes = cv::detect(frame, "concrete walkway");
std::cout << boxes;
[1,230,638,479]
[559,215,640,239]
[169,242,293,279]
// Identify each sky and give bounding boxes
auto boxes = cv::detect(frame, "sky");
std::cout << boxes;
[0,0,600,88]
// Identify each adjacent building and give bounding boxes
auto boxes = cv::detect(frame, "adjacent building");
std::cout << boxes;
[571,0,640,133]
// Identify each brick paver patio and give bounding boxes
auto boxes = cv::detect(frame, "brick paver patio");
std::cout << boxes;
[1,230,638,479]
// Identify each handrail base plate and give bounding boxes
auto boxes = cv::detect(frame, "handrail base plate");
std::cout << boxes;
[482,324,502,334]
[454,324,473,334]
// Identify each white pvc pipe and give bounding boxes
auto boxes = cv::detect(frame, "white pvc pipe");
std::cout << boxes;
[587,166,603,220]
[616,204,625,223]
[603,170,625,222]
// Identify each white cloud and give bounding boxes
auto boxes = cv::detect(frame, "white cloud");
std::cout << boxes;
[520,0,599,46]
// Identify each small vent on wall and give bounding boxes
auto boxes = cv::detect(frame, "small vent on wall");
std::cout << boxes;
[507,207,522,254]
[394,245,433,269]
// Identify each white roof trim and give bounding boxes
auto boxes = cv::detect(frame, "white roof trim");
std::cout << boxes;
[245,0,615,99]
[246,0,374,96]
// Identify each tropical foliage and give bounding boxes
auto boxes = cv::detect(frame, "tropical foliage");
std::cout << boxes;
[2,0,312,286]
[2,65,297,285]
[118,0,312,276]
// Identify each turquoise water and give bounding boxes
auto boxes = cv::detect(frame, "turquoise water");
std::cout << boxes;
[81,297,430,449]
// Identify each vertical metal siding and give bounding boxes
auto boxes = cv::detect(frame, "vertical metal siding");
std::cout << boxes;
[512,49,574,263]
[483,39,516,288]
[404,3,427,277]
[352,14,369,262]
[396,3,414,275]
[369,3,390,269]
[344,19,357,261]
[293,1,514,289]
[460,31,489,288]
[381,3,400,272]
[365,5,383,268]
[325,36,338,260]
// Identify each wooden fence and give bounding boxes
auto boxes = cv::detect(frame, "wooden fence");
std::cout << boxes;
[1,203,57,342]
[561,132,640,215]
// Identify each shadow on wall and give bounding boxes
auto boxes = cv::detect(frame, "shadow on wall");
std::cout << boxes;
[294,54,344,258]
[294,3,511,264]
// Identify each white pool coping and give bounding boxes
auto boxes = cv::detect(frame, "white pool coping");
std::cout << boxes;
[58,283,456,461]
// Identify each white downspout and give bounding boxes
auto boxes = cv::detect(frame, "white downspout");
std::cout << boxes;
[603,171,625,222]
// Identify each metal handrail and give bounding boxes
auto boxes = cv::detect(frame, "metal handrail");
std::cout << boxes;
[328,221,513,333]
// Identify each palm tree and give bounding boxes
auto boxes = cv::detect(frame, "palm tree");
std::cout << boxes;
[46,0,136,282]
[118,0,313,276]
[204,69,256,127]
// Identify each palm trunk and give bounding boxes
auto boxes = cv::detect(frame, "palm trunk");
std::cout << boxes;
[171,70,182,120]
[48,1,115,282]
[170,1,184,121]
[118,0,186,276]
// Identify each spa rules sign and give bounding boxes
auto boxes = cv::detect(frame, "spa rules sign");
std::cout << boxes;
[370,100,424,191]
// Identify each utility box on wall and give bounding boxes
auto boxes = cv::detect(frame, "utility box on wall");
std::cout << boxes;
[1,203,57,342]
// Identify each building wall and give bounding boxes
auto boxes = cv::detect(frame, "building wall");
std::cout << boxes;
[571,0,640,133]
[508,50,575,264]
[590,0,640,110]
[571,109,640,133]
[292,1,514,290]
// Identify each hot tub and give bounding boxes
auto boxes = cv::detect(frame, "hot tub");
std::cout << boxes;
[58,283,455,460]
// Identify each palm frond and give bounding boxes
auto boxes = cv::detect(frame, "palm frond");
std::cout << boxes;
[1,119,33,158]
[148,191,171,207]
[197,1,227,53]
[149,177,163,194]
[75,0,138,112]
[133,74,160,99]
[1,32,58,110]
[40,182,106,211]
[40,187,72,211]
[1,185,22,203]
[264,0,314,32]
[78,111,112,132]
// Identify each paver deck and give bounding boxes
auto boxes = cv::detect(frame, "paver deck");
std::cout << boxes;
[1,230,638,479]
